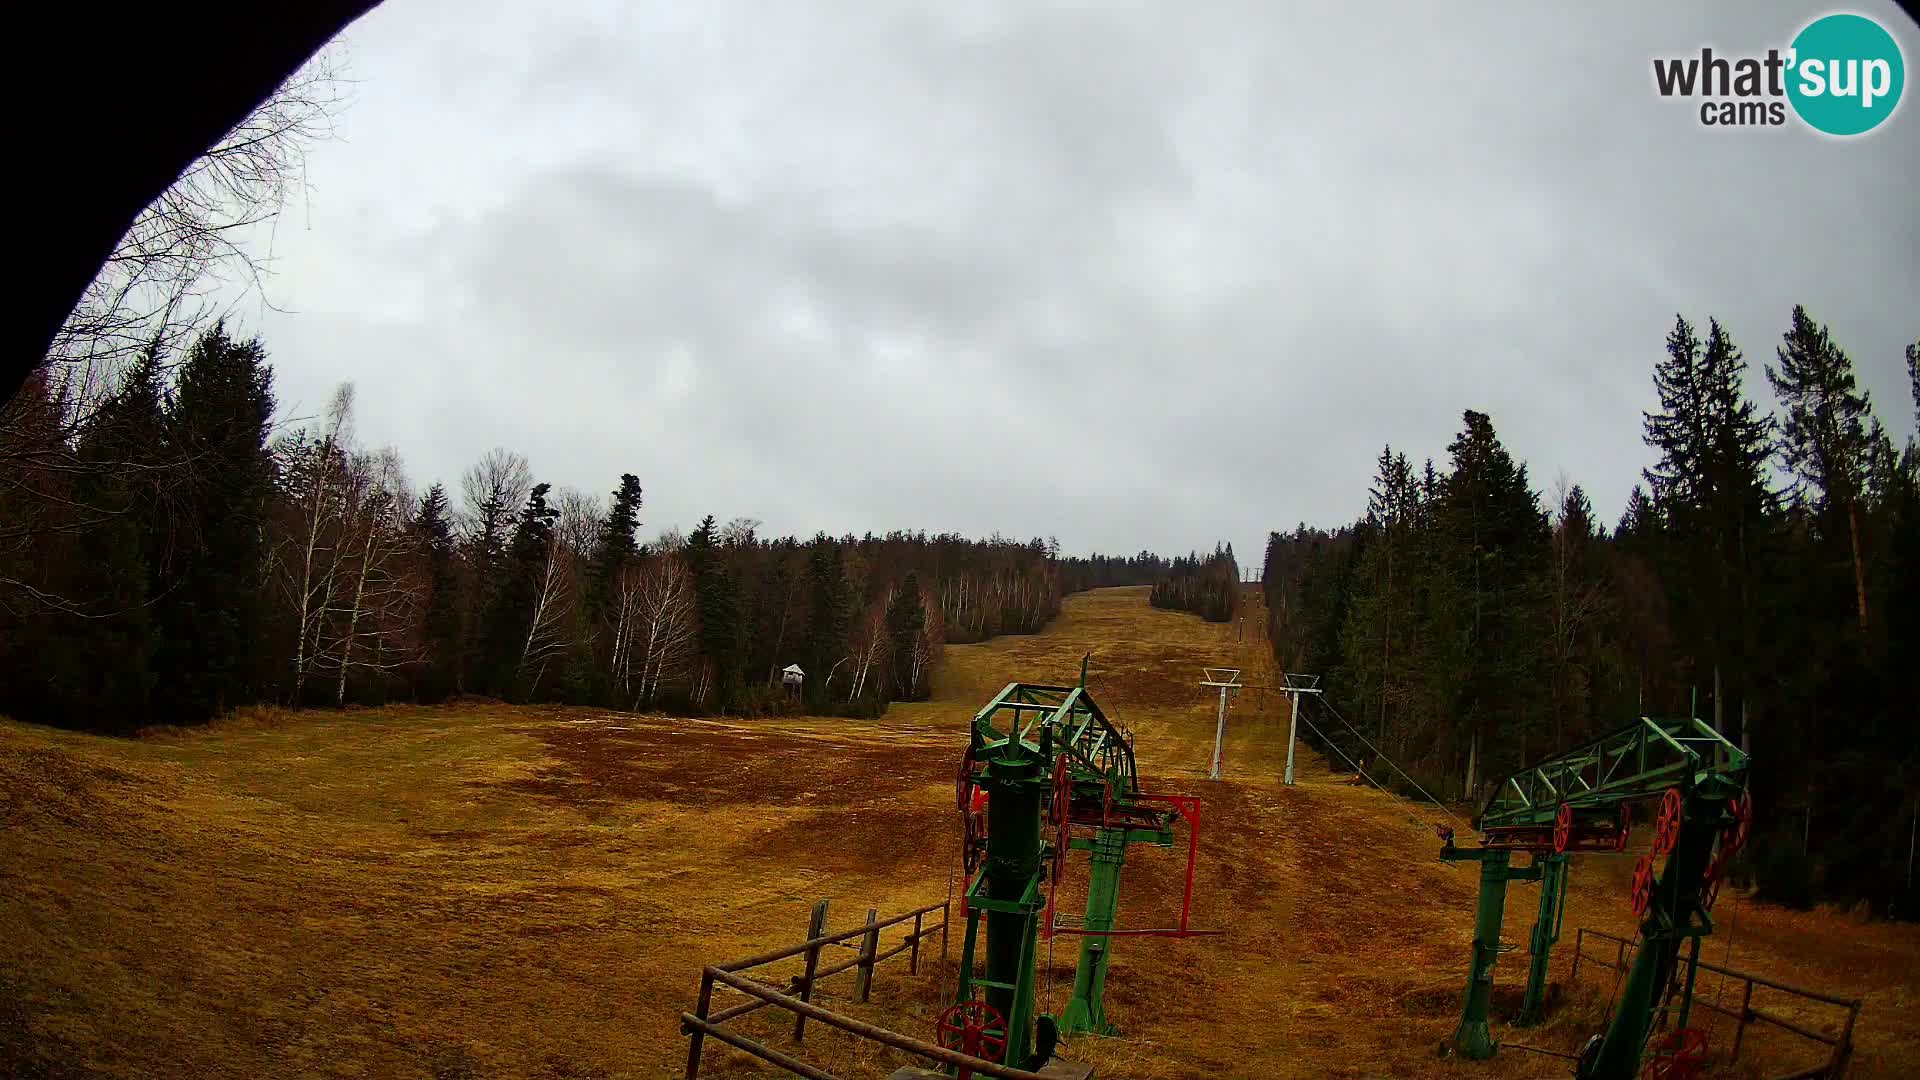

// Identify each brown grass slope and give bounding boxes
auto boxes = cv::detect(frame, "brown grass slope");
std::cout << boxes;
[2,587,1915,1079]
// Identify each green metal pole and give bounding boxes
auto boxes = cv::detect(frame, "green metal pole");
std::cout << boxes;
[982,748,1043,1067]
[1582,795,1724,1079]
[1060,828,1127,1036]
[1453,848,1513,1059]
[1517,854,1568,1026]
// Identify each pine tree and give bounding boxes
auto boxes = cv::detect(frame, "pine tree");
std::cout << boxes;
[151,323,276,722]
[1767,306,1874,632]
[415,483,459,701]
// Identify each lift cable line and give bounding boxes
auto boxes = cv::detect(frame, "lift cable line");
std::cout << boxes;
[1310,694,1467,830]
[1291,709,1454,838]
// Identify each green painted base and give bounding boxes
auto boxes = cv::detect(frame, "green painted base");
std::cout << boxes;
[1059,1000,1118,1038]
[1451,1019,1496,1060]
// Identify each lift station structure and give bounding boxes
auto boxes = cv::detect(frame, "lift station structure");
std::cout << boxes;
[1436,715,1751,1079]
[945,664,1213,1074]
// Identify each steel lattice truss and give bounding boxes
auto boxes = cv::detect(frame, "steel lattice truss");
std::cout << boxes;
[1474,717,1749,851]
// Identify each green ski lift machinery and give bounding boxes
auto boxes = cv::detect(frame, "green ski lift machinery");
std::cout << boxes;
[1435,715,1751,1078]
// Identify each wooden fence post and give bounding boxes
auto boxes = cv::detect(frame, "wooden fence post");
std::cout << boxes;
[855,908,880,1003]
[684,969,714,1080]
[1831,999,1859,1077]
[1570,928,1583,985]
[910,910,924,975]
[792,899,830,1042]
[1731,978,1754,1061]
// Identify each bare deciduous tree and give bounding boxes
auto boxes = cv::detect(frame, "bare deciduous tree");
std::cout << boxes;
[270,383,354,702]
[554,487,605,556]
[325,448,420,704]
[519,529,575,695]
[45,52,345,419]
[460,448,532,560]
[632,553,698,707]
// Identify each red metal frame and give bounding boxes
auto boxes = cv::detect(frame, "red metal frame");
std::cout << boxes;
[1047,792,1222,939]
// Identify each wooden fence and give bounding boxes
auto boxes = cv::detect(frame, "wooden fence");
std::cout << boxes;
[681,897,1049,1080]
[1570,926,1861,1080]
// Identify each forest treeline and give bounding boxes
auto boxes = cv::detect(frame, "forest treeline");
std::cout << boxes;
[1059,551,1172,593]
[0,325,1073,730]
[1262,307,1919,915]
[1150,544,1240,622]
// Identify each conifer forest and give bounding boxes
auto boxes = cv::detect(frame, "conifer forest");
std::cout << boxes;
[1262,312,1920,917]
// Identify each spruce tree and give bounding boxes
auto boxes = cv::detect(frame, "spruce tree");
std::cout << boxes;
[585,474,642,624]
[1767,306,1874,631]
[749,538,800,686]
[686,515,743,708]
[1437,409,1550,788]
[803,543,851,710]
[151,324,276,722]
[478,483,558,698]
[42,351,166,728]
[1643,315,1773,740]
[887,572,928,699]
[414,483,460,700]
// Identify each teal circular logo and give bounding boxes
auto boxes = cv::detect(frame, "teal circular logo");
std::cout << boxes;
[1787,13,1905,135]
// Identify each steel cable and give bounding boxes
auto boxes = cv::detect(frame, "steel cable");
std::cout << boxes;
[1294,709,1452,838]
[1311,695,1469,829]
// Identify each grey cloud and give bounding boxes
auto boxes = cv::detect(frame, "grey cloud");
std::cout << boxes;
[244,0,1920,562]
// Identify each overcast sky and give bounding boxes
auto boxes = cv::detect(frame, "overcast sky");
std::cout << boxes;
[230,0,1919,563]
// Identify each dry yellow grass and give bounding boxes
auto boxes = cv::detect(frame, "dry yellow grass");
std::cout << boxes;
[2,586,1915,1079]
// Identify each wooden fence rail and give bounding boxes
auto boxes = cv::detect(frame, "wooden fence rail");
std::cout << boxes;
[1569,926,1861,1080]
[683,897,1031,1080]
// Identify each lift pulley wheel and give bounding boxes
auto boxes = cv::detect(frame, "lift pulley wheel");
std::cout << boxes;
[935,998,1009,1077]
[1049,756,1071,884]
[1642,1026,1708,1080]
[1725,790,1753,857]
[1629,853,1657,918]
[1615,803,1632,852]
[955,745,979,814]
[1652,787,1685,858]
[963,787,989,876]
[1553,802,1574,854]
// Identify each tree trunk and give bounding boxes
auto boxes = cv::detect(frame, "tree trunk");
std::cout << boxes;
[1465,729,1479,802]
[1847,496,1870,635]
[336,514,376,707]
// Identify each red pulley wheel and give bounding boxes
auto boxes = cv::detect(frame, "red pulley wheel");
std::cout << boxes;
[1652,787,1684,858]
[1726,790,1753,856]
[1553,801,1574,854]
[1643,1026,1708,1080]
[1615,803,1633,853]
[955,745,977,814]
[935,998,1008,1073]
[1630,853,1657,918]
